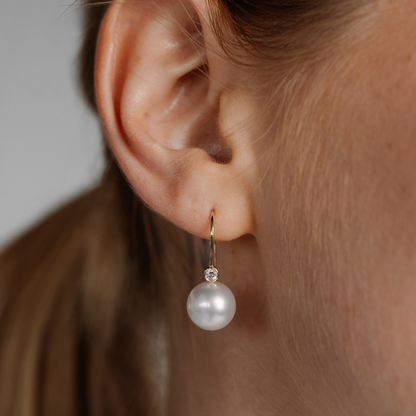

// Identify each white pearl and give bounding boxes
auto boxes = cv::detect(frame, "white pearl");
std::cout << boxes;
[187,282,236,331]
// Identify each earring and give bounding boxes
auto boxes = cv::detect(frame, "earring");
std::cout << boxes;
[187,211,236,331]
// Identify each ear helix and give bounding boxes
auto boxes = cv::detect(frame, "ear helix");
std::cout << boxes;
[187,211,236,330]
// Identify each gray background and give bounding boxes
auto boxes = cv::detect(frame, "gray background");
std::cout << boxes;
[0,0,103,249]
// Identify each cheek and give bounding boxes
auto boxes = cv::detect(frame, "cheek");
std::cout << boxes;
[332,52,416,410]
[338,24,416,300]
[255,15,416,411]
[329,47,416,407]
[352,54,416,213]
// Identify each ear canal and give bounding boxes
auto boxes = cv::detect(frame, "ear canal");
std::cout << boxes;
[188,101,233,164]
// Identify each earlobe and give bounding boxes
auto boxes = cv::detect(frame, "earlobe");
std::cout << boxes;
[95,0,256,240]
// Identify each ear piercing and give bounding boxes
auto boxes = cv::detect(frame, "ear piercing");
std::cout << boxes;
[187,211,236,331]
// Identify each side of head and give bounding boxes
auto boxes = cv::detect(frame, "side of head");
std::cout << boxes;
[92,0,416,413]
[1,1,416,415]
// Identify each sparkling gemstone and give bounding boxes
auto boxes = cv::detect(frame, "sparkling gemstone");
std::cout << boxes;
[204,267,219,282]
[187,282,236,331]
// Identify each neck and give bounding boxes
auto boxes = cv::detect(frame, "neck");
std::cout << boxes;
[165,233,359,416]
[166,235,291,416]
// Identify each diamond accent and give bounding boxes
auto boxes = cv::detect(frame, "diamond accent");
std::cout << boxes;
[204,267,219,282]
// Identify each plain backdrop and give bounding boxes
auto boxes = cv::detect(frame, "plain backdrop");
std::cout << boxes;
[0,0,103,249]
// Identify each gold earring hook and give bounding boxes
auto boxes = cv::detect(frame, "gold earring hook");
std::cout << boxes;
[209,210,216,268]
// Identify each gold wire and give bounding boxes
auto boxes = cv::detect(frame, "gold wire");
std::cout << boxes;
[209,210,217,268]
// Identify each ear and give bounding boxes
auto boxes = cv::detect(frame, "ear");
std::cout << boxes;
[95,0,256,240]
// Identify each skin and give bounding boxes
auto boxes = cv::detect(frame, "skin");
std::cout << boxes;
[95,0,416,414]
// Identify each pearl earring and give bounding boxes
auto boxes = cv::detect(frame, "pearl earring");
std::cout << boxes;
[187,211,236,331]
